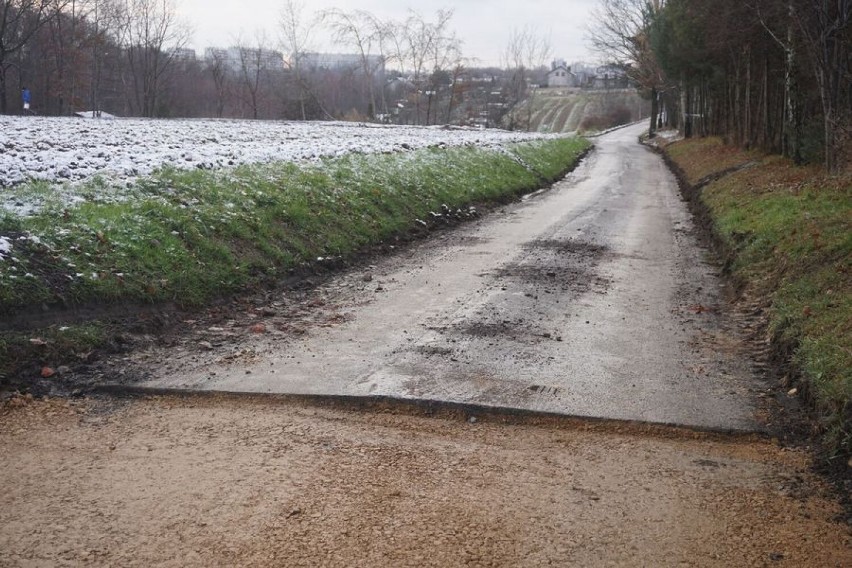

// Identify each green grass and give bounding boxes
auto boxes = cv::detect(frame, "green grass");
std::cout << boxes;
[0,137,590,383]
[667,140,852,455]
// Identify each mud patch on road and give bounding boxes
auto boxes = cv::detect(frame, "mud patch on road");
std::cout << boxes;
[485,239,612,297]
[455,321,531,340]
[492,264,610,294]
[423,239,612,351]
[524,239,609,259]
[527,384,562,397]
[413,345,456,357]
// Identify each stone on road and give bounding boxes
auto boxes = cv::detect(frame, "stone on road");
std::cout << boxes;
[134,124,762,431]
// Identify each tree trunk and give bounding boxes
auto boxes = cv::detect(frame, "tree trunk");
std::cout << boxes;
[762,56,770,148]
[0,67,8,114]
[733,56,742,144]
[649,86,658,137]
[821,87,837,173]
[446,84,456,124]
[783,30,801,162]
[744,45,752,148]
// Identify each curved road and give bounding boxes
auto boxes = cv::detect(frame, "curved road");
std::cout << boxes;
[138,123,762,431]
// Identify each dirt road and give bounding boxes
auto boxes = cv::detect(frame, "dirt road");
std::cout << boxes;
[1,395,849,567]
[120,123,761,431]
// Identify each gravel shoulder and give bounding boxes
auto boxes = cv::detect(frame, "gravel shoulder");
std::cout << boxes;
[1,394,849,567]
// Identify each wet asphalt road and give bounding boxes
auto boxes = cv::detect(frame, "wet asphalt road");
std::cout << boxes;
[138,123,762,431]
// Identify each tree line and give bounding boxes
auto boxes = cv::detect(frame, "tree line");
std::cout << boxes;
[0,0,569,129]
[2,0,185,117]
[591,0,851,172]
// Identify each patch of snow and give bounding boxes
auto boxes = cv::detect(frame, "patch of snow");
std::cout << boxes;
[0,116,562,217]
[74,111,118,119]
[0,236,11,259]
[653,129,684,144]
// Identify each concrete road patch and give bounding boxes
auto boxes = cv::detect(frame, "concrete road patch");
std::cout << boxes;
[121,124,763,432]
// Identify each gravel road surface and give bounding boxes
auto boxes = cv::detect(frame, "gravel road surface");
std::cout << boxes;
[1,395,849,567]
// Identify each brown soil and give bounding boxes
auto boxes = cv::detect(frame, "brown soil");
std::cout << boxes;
[1,394,849,567]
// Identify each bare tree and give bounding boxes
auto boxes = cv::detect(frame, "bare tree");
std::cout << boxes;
[47,0,119,116]
[0,0,67,113]
[322,8,386,119]
[375,16,410,120]
[234,32,280,120]
[443,61,469,124]
[114,0,189,117]
[502,26,551,130]
[279,0,316,120]
[84,0,103,114]
[792,0,851,172]
[588,0,667,135]
[751,0,803,162]
[205,47,230,118]
[394,9,458,125]
[84,0,123,117]
[425,14,461,125]
[45,0,82,114]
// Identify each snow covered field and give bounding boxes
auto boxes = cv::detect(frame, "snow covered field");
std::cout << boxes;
[1,116,557,216]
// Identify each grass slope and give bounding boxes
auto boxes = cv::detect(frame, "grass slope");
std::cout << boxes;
[665,137,851,455]
[0,137,590,384]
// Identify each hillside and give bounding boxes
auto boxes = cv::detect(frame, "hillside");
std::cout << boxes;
[507,88,648,134]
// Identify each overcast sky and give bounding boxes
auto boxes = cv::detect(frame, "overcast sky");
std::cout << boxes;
[177,0,599,66]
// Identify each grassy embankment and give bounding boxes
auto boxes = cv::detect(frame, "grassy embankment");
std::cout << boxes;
[0,137,590,383]
[664,137,851,455]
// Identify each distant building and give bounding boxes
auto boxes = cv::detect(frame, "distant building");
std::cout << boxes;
[569,62,596,87]
[204,47,230,64]
[591,64,629,89]
[170,48,197,63]
[297,52,385,76]
[546,59,578,88]
[204,47,284,73]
